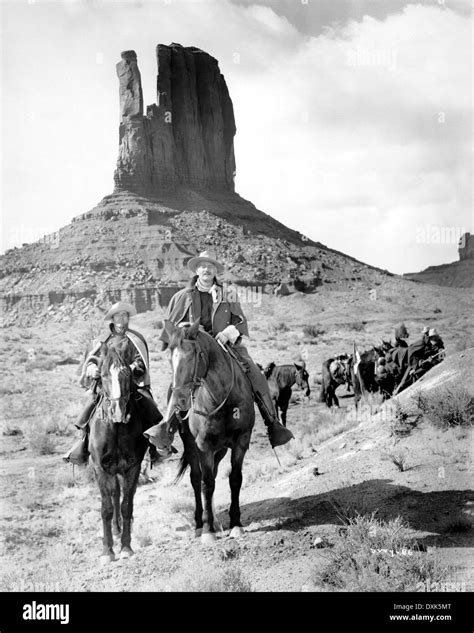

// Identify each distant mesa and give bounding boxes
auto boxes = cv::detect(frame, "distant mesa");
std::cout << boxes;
[403,232,474,288]
[458,232,473,261]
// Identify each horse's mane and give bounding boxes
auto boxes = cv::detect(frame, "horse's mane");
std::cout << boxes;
[101,344,131,374]
[169,326,219,353]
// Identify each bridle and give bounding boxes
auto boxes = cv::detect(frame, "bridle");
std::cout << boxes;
[171,333,235,418]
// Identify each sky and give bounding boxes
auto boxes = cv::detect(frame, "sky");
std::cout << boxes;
[1,0,472,274]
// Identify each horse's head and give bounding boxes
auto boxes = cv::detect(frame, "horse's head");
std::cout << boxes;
[99,340,134,423]
[165,319,207,412]
[379,339,393,354]
[294,362,311,397]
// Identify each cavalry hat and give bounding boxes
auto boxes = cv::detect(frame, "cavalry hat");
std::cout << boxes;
[422,326,429,334]
[428,328,438,337]
[187,250,225,274]
[104,301,137,321]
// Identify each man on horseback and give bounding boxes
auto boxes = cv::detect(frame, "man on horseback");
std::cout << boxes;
[144,251,294,456]
[62,302,164,465]
[394,323,409,348]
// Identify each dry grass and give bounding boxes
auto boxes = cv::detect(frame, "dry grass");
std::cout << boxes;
[348,321,365,332]
[412,386,474,429]
[386,450,408,472]
[390,401,421,438]
[312,514,450,592]
[266,320,290,336]
[302,325,325,339]
[165,564,254,592]
[23,422,57,455]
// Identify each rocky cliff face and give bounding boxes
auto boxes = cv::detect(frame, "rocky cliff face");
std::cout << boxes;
[114,44,236,195]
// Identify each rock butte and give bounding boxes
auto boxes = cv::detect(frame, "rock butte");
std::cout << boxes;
[115,45,236,195]
[1,44,399,325]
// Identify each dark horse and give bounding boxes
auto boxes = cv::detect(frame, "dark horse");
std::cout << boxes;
[319,354,350,408]
[262,362,310,426]
[88,339,149,564]
[162,319,255,544]
[348,345,392,408]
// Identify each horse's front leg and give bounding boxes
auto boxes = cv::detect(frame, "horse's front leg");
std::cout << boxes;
[198,448,217,544]
[96,470,116,564]
[119,463,141,558]
[179,424,203,537]
[112,477,121,536]
[229,442,247,538]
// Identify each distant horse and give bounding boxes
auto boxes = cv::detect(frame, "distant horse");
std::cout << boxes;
[348,345,389,408]
[262,361,311,426]
[88,339,149,564]
[162,320,255,544]
[319,354,350,408]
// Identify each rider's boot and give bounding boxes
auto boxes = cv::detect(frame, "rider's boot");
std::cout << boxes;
[255,391,294,448]
[143,414,179,460]
[62,428,89,465]
[61,396,96,465]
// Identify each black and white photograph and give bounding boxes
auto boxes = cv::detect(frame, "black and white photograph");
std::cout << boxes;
[0,0,472,631]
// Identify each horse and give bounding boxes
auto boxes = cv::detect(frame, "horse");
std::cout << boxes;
[163,319,255,544]
[88,339,149,564]
[348,345,390,408]
[262,361,311,426]
[319,354,350,408]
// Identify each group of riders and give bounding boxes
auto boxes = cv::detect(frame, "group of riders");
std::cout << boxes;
[62,249,447,466]
[63,251,294,466]
[325,322,446,406]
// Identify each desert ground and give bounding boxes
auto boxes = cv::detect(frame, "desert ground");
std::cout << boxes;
[1,278,473,592]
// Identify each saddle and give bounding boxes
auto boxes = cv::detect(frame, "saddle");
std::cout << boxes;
[329,359,346,385]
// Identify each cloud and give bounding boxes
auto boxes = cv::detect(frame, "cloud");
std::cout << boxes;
[1,0,471,274]
[232,4,472,272]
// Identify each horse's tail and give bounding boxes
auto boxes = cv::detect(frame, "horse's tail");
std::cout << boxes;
[173,452,190,485]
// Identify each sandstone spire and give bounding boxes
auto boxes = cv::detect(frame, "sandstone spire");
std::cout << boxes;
[114,44,236,195]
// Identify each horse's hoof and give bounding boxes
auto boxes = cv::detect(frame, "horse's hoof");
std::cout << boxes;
[230,526,245,539]
[120,547,134,559]
[201,532,217,545]
[194,528,203,538]
[100,552,115,565]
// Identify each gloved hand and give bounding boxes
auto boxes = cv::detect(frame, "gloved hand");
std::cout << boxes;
[216,325,240,345]
[86,363,100,379]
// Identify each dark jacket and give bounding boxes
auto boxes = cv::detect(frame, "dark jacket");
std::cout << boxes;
[79,325,150,389]
[159,280,249,348]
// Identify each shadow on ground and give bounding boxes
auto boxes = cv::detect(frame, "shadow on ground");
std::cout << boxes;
[216,479,474,548]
